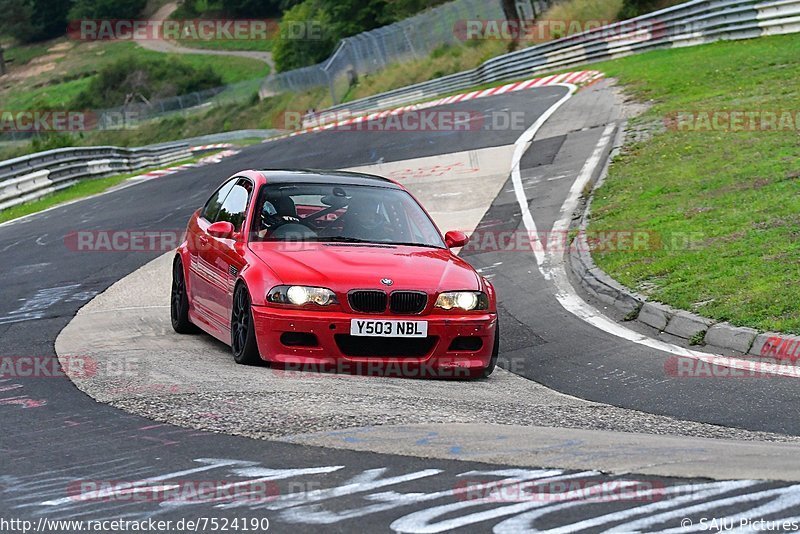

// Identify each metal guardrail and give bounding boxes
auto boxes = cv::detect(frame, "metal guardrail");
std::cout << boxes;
[0,143,191,211]
[305,0,800,123]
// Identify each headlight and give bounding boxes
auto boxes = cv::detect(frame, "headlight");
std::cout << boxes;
[267,285,337,306]
[435,291,489,311]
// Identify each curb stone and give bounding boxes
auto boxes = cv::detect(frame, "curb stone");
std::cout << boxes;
[664,311,715,342]
[567,118,791,357]
[750,333,800,360]
[705,323,759,354]
[638,302,672,332]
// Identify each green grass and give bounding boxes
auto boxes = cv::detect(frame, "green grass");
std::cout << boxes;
[0,153,209,223]
[4,77,94,110]
[3,41,54,65]
[0,40,268,111]
[87,42,268,84]
[134,45,269,83]
[586,33,800,333]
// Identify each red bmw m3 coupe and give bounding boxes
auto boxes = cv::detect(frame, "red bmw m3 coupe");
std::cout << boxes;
[171,170,499,378]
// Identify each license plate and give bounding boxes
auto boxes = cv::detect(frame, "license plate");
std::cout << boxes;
[350,319,428,338]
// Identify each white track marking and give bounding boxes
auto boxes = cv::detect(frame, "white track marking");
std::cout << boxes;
[510,89,800,379]
[510,84,578,270]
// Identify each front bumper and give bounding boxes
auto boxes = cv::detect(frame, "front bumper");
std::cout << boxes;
[251,306,497,379]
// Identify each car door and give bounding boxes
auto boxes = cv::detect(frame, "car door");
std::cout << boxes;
[201,177,253,327]
[189,178,237,324]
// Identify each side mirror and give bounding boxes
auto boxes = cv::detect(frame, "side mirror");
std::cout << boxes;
[445,230,469,248]
[208,221,235,239]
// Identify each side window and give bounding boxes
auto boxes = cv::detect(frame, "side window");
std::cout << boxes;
[215,179,252,232]
[202,179,237,222]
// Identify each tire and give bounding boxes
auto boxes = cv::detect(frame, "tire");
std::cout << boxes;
[231,284,262,365]
[171,257,198,334]
[482,320,500,378]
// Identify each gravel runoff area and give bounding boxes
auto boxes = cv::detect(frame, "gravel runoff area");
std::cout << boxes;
[57,251,800,444]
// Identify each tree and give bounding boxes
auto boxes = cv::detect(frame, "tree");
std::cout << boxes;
[68,0,147,19]
[382,0,450,22]
[619,0,663,19]
[178,0,286,18]
[318,0,389,37]
[29,0,73,42]
[222,0,284,17]
[501,0,519,21]
[0,0,35,42]
[272,0,336,72]
[71,55,222,109]
[0,0,73,43]
[501,0,522,51]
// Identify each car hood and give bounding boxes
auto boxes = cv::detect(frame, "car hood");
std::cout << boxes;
[248,242,480,292]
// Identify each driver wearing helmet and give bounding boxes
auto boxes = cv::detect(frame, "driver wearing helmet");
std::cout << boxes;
[256,195,303,239]
[343,196,393,241]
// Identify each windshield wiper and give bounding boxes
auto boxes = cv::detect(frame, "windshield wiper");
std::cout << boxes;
[322,236,376,244]
[386,242,444,249]
[322,237,442,248]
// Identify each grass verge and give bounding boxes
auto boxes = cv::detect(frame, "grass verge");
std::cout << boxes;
[586,33,800,333]
[0,40,268,111]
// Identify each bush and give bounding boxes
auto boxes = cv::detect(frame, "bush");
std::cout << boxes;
[272,0,336,72]
[71,55,223,109]
[0,0,72,43]
[175,0,286,18]
[68,0,146,19]
[618,0,683,19]
[31,132,76,152]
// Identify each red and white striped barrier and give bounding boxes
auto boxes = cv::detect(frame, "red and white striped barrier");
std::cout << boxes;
[189,143,235,152]
[198,149,240,164]
[269,70,603,143]
[133,149,241,181]
[134,163,198,180]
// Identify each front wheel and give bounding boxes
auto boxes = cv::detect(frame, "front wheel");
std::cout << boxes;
[482,320,500,378]
[231,284,262,365]
[171,257,198,334]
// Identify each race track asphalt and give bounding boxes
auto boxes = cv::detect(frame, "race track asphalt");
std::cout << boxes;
[1,84,798,532]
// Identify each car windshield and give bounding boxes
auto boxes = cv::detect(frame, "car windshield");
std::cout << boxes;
[250,183,446,248]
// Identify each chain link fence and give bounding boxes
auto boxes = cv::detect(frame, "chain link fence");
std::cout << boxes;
[0,78,264,144]
[261,0,558,104]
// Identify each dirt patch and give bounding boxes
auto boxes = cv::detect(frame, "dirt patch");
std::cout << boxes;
[7,61,57,80]
[48,41,75,53]
[685,206,714,217]
[753,214,800,231]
